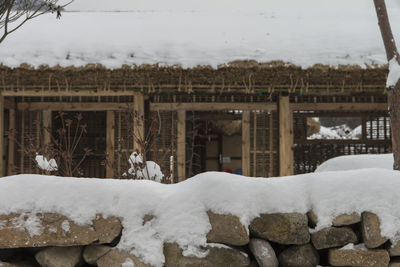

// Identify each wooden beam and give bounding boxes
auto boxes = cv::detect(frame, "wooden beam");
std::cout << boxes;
[150,102,277,111]
[279,96,294,176]
[177,110,186,181]
[133,94,145,152]
[42,110,52,146]
[242,111,251,176]
[290,102,387,111]
[18,102,131,111]
[2,90,144,97]
[0,97,4,177]
[7,108,15,176]
[106,111,115,178]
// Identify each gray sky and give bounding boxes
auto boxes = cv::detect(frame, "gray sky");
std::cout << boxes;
[68,0,386,12]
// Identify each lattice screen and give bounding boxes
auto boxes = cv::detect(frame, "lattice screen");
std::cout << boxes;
[250,111,279,177]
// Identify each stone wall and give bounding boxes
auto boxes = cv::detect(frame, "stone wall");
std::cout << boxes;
[0,210,398,267]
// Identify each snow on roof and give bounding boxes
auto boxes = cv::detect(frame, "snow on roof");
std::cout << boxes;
[315,154,393,172]
[0,7,399,69]
[2,170,400,266]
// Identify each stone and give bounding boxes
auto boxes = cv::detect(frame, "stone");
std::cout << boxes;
[35,246,83,267]
[83,245,112,265]
[0,261,33,267]
[390,260,400,267]
[249,213,309,245]
[311,226,358,250]
[307,211,318,226]
[96,249,151,267]
[164,242,250,267]
[332,212,361,226]
[328,248,389,267]
[361,212,388,248]
[0,213,122,248]
[278,244,319,267]
[249,238,278,267]
[206,211,249,246]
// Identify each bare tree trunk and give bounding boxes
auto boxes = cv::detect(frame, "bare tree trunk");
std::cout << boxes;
[374,0,400,169]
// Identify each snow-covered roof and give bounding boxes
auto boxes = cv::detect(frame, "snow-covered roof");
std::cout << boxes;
[1,7,400,69]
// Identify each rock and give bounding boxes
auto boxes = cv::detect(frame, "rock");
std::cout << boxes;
[249,213,309,245]
[0,261,33,267]
[206,211,249,246]
[164,242,250,267]
[35,246,83,267]
[328,248,389,267]
[332,212,361,226]
[278,244,319,267]
[0,213,122,248]
[307,211,318,226]
[83,245,112,265]
[361,212,388,248]
[390,260,400,267]
[311,226,358,250]
[249,238,278,267]
[96,249,151,267]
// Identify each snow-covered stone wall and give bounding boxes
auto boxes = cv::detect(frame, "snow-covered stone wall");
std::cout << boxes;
[1,171,400,266]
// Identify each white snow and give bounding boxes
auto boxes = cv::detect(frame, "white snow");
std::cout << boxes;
[128,152,164,182]
[387,57,400,88]
[61,220,70,232]
[308,124,359,140]
[35,155,58,172]
[340,243,367,251]
[315,154,393,172]
[122,258,135,267]
[0,8,399,68]
[2,170,400,266]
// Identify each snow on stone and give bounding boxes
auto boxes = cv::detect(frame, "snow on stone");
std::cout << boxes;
[315,154,393,172]
[387,57,400,88]
[61,220,70,232]
[340,243,367,251]
[0,7,399,68]
[10,213,44,237]
[2,170,400,265]
[122,258,135,267]
[35,155,58,172]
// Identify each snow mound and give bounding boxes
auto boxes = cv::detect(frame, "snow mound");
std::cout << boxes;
[2,170,400,265]
[0,8,399,68]
[315,154,393,172]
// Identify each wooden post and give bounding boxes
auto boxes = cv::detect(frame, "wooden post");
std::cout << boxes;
[7,108,15,176]
[242,111,251,176]
[279,95,294,176]
[106,111,115,178]
[133,94,145,152]
[177,110,186,181]
[42,110,52,146]
[0,97,4,177]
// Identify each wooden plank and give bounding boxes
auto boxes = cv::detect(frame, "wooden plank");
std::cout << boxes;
[133,94,145,152]
[2,91,144,97]
[18,102,130,111]
[279,96,294,176]
[269,112,274,177]
[7,109,15,176]
[20,111,25,173]
[106,111,115,178]
[0,97,4,176]
[252,112,257,176]
[177,110,186,181]
[150,102,277,111]
[290,102,387,111]
[42,110,52,146]
[242,111,251,176]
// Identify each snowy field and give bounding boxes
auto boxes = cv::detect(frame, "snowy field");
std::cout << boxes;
[0,6,399,68]
[1,169,400,266]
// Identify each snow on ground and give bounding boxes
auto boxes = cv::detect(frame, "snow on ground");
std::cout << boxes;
[2,170,400,266]
[315,154,393,172]
[308,124,360,140]
[0,7,399,68]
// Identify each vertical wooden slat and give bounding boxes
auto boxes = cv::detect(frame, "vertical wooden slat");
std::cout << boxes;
[0,97,4,177]
[106,110,115,178]
[279,96,294,176]
[252,112,257,176]
[20,111,25,173]
[177,110,186,181]
[133,94,145,152]
[269,112,274,177]
[8,108,15,176]
[242,110,251,176]
[42,110,52,146]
